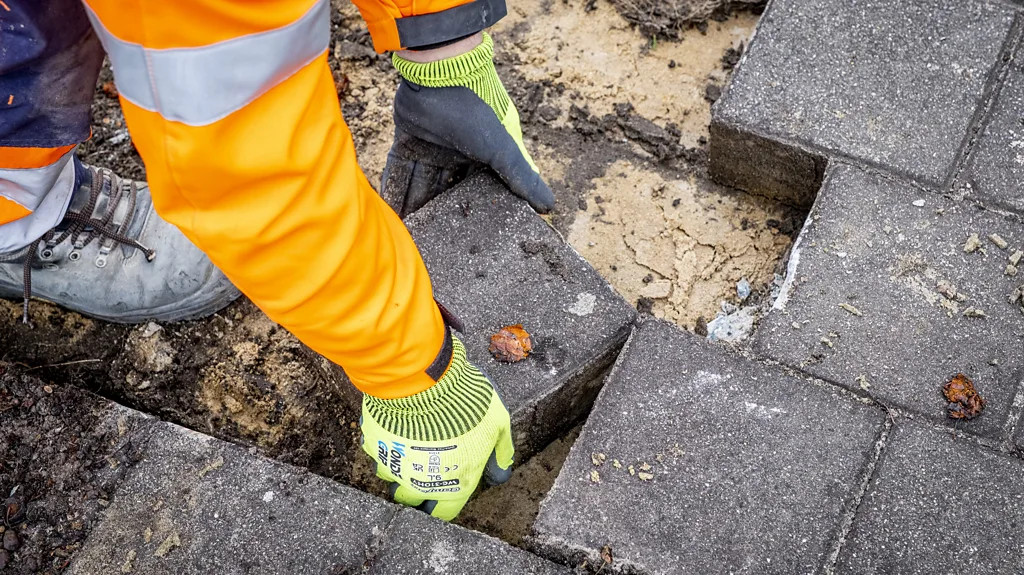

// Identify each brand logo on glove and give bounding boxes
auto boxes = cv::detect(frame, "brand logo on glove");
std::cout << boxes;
[389,441,405,478]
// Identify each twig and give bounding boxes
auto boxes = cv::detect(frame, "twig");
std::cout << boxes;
[24,359,103,372]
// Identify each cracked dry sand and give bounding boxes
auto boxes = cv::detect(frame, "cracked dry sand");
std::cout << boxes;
[569,160,796,327]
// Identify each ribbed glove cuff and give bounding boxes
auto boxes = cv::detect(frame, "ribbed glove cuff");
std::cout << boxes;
[392,33,512,121]
[363,335,494,441]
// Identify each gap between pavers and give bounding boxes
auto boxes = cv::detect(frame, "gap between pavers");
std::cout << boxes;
[962,35,1024,217]
[531,318,886,574]
[404,172,637,458]
[835,418,1024,574]
[710,0,1019,206]
[754,162,1024,442]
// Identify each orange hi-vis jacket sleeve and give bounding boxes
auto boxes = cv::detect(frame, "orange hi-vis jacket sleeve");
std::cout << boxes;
[350,0,507,52]
[80,0,464,399]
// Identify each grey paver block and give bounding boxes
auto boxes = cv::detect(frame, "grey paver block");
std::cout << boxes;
[70,421,394,575]
[964,44,1024,215]
[532,319,884,574]
[754,163,1024,440]
[711,0,1017,204]
[837,420,1024,574]
[367,509,573,575]
[405,173,637,456]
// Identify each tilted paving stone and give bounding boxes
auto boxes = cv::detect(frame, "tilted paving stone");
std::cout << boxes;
[963,40,1024,216]
[70,416,395,574]
[754,163,1024,441]
[836,420,1024,574]
[710,0,1019,205]
[366,508,574,574]
[532,319,884,575]
[405,173,637,456]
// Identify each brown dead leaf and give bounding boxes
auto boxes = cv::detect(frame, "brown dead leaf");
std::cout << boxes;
[600,545,613,565]
[488,324,533,362]
[101,81,118,98]
[943,374,986,420]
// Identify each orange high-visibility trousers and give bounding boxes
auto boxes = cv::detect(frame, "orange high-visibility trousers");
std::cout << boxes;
[81,0,504,398]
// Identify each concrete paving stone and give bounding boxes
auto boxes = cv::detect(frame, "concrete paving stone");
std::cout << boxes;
[532,319,885,575]
[70,420,395,575]
[367,509,574,574]
[405,173,637,456]
[837,420,1024,574]
[964,41,1024,216]
[711,0,1018,204]
[754,163,1024,440]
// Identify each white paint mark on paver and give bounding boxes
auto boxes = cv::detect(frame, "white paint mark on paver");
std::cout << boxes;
[566,292,597,316]
[426,540,456,573]
[262,491,274,503]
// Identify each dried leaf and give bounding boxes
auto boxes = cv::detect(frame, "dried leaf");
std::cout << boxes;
[943,374,986,420]
[101,81,119,98]
[488,325,533,363]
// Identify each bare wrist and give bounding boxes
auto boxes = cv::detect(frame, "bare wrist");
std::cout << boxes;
[397,32,484,63]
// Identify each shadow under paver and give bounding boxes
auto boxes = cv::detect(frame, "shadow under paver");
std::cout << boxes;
[532,319,884,575]
[367,509,573,575]
[405,173,637,456]
[837,420,1024,574]
[710,0,1018,205]
[70,418,394,574]
[754,163,1024,441]
[964,42,1024,216]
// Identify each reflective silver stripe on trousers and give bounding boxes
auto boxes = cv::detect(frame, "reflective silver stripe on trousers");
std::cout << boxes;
[83,0,330,127]
[0,150,77,253]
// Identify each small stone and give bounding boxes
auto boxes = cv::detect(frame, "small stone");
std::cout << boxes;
[637,471,655,481]
[0,549,9,569]
[140,322,163,338]
[791,322,801,330]
[628,465,636,476]
[2,530,20,551]
[612,459,622,469]
[912,199,926,207]
[856,375,871,391]
[737,278,752,301]
[963,233,982,253]
[1006,264,1018,277]
[143,527,153,543]
[1009,250,1023,266]
[988,233,1008,249]
[42,385,52,394]
[589,470,601,484]
[590,452,607,466]
[839,303,863,317]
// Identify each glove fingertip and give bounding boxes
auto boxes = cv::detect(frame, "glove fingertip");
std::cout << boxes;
[484,449,513,487]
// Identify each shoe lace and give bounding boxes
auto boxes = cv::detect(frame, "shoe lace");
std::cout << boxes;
[21,166,156,325]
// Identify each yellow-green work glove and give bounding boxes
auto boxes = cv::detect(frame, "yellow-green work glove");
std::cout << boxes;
[382,32,555,216]
[360,334,514,521]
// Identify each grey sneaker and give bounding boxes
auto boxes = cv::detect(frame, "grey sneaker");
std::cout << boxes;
[0,162,240,324]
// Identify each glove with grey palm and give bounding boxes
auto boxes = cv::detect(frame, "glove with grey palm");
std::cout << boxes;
[380,32,554,217]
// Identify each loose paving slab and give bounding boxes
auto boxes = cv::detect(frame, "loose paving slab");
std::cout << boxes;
[963,41,1024,216]
[837,420,1024,574]
[711,0,1018,205]
[532,319,884,574]
[368,508,574,574]
[405,173,637,456]
[70,417,395,574]
[755,163,1024,440]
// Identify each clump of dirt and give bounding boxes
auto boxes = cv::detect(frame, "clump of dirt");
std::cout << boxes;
[608,0,765,40]
[0,364,146,574]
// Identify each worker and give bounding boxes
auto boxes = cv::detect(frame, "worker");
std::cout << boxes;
[0,0,554,521]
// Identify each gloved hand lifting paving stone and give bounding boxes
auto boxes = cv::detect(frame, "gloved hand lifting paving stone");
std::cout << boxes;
[360,331,514,521]
[379,33,555,217]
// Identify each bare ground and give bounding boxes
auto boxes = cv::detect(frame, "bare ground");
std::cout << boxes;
[3,0,800,556]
